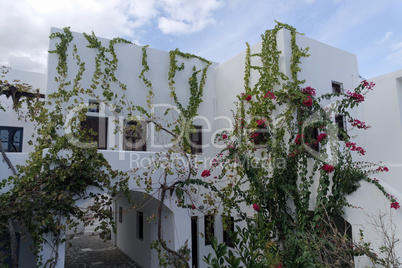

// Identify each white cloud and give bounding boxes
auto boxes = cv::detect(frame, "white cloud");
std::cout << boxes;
[157,0,223,35]
[386,49,402,65]
[387,41,402,65]
[0,0,224,73]
[375,31,393,44]
[391,42,402,50]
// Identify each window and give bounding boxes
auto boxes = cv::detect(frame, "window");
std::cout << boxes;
[222,216,234,248]
[0,127,23,152]
[332,81,343,93]
[123,120,147,151]
[335,114,347,140]
[80,116,108,149]
[136,211,144,240]
[88,100,99,113]
[204,215,215,246]
[0,232,20,267]
[190,125,202,155]
[118,206,123,223]
[305,126,319,151]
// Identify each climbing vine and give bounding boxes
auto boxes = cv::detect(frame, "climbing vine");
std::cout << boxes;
[204,21,396,267]
[1,21,397,268]
[1,25,212,268]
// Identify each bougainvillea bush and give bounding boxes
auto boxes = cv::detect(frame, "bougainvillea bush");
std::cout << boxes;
[203,22,397,267]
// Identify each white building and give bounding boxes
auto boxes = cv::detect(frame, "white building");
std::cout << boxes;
[1,26,401,267]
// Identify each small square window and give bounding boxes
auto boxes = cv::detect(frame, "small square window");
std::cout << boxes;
[190,125,202,155]
[332,81,343,94]
[204,215,215,246]
[0,127,23,152]
[335,114,347,140]
[222,216,234,248]
[123,120,147,151]
[136,211,144,240]
[88,100,99,113]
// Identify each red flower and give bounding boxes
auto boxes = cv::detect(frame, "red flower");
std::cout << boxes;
[391,201,400,210]
[191,204,196,210]
[253,204,260,212]
[201,170,211,177]
[362,80,375,90]
[245,95,252,101]
[347,91,364,103]
[376,166,389,172]
[264,91,276,99]
[256,118,267,126]
[349,118,369,130]
[346,142,366,155]
[321,164,334,174]
[222,134,228,139]
[317,133,327,142]
[301,86,316,96]
[303,96,312,107]
[295,134,304,144]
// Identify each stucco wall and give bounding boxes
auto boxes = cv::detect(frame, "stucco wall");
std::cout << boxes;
[1,68,46,153]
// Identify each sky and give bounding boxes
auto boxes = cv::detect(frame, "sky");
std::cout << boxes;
[0,0,401,79]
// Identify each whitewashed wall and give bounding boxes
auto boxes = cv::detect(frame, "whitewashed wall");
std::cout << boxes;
[0,69,46,153]
[346,69,402,266]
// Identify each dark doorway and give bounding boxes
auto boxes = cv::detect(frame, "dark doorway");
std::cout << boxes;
[191,216,198,268]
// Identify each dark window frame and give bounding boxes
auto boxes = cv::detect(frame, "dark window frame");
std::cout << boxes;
[136,211,144,240]
[123,120,147,151]
[80,116,108,149]
[190,125,202,155]
[0,126,23,152]
[222,216,234,248]
[204,215,215,246]
[335,114,347,141]
[305,126,319,152]
[332,81,343,94]
[0,232,21,266]
[118,206,123,223]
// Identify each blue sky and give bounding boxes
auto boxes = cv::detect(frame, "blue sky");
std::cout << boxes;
[0,0,401,79]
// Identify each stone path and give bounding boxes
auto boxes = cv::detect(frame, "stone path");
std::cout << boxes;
[65,234,142,268]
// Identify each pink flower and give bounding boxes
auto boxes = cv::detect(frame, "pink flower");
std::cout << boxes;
[201,170,211,177]
[301,86,316,96]
[295,134,304,144]
[376,166,389,172]
[253,204,260,212]
[349,118,369,130]
[303,96,312,107]
[346,142,366,155]
[362,80,375,90]
[250,132,260,139]
[245,95,252,101]
[222,134,228,139]
[256,118,267,126]
[391,201,400,210]
[321,164,335,174]
[347,91,364,103]
[317,133,327,142]
[264,91,276,99]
